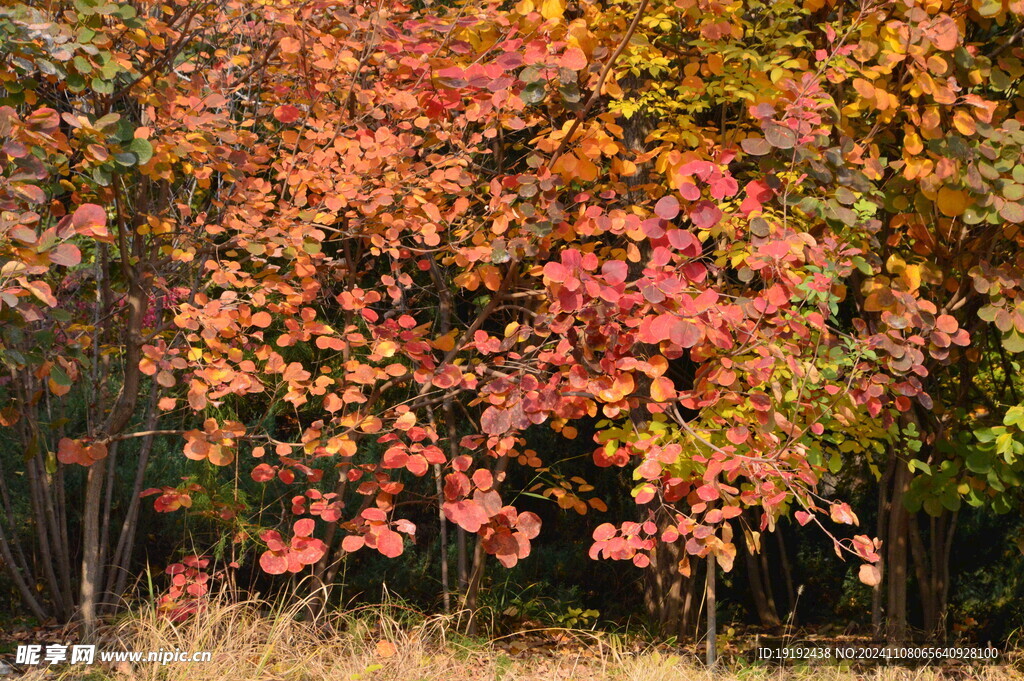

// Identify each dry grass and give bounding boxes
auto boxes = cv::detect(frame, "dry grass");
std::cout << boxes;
[12,594,1023,681]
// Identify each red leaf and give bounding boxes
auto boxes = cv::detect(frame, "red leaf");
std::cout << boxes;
[274,105,302,124]
[472,469,493,490]
[689,201,722,229]
[859,563,881,586]
[759,240,790,259]
[726,426,749,445]
[935,314,958,334]
[593,523,616,541]
[444,472,471,501]
[558,47,587,70]
[341,535,365,552]
[474,489,503,516]
[251,464,276,482]
[49,243,81,267]
[259,550,288,575]
[654,195,680,220]
[444,499,490,533]
[667,229,700,255]
[382,446,409,469]
[291,537,326,564]
[928,14,958,51]
[293,518,315,537]
[543,261,569,283]
[480,406,513,435]
[57,438,83,465]
[71,203,111,240]
[516,511,541,539]
[829,502,859,526]
[601,260,628,285]
[696,484,719,501]
[376,528,404,558]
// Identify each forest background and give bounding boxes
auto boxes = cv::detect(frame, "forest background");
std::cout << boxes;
[3,0,1024,671]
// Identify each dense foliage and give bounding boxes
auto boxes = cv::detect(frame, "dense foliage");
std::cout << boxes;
[2,0,1024,643]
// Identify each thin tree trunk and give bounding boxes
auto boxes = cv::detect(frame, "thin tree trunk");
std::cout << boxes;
[106,390,160,610]
[79,456,108,638]
[463,537,487,636]
[25,452,70,619]
[886,460,910,642]
[873,455,896,637]
[0,518,47,620]
[461,454,510,635]
[940,511,957,636]
[908,512,935,632]
[97,444,119,612]
[31,450,72,612]
[0,457,37,603]
[434,462,451,613]
[457,528,468,592]
[706,554,717,667]
[310,475,349,613]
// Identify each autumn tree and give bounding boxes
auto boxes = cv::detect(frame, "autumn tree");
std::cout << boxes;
[4,0,1024,645]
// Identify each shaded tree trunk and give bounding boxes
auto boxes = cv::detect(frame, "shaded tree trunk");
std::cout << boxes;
[742,526,780,628]
[873,455,896,637]
[886,459,910,642]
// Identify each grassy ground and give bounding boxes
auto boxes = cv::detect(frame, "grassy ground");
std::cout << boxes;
[4,596,1022,681]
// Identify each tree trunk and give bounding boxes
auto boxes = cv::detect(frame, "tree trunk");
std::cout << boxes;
[907,509,956,639]
[0,518,47,620]
[706,554,717,667]
[79,455,108,638]
[873,455,896,637]
[885,460,910,642]
[743,529,780,627]
[106,391,160,611]
[908,512,935,632]
[644,523,684,635]
[434,462,451,613]
[461,454,509,635]
[775,524,796,620]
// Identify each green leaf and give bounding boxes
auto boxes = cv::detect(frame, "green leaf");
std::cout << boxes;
[908,459,932,475]
[764,123,797,149]
[91,76,114,94]
[129,137,153,164]
[1004,406,1024,429]
[1003,330,1024,353]
[965,450,991,474]
[828,452,842,474]
[73,55,92,74]
[49,366,71,387]
[521,82,546,105]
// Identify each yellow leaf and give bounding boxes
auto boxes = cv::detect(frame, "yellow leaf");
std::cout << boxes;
[540,0,565,20]
[904,130,923,155]
[901,264,921,292]
[707,53,724,75]
[433,330,458,352]
[953,110,976,136]
[936,186,968,217]
[885,253,906,275]
[650,376,676,402]
[864,288,897,312]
